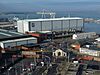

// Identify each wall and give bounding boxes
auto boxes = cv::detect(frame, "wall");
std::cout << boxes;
[79,48,99,56]
[0,38,37,48]
[17,20,24,33]
[17,18,83,33]
[29,19,83,32]
[29,21,41,31]
[72,32,96,40]
[53,49,66,57]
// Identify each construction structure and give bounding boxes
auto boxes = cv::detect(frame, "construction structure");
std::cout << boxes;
[37,10,56,18]
[17,17,84,33]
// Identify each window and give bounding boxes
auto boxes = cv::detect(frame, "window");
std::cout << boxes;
[32,23,35,27]
[58,52,61,56]
[54,53,55,56]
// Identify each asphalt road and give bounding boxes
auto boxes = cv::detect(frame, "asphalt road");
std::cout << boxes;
[76,64,84,75]
[47,64,58,75]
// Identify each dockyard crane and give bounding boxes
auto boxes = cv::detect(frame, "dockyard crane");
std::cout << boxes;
[37,9,56,18]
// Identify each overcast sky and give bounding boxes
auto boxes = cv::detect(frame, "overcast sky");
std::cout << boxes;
[0,0,100,12]
[0,0,99,3]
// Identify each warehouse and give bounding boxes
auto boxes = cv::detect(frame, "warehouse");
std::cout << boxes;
[17,17,84,33]
[79,48,100,57]
[72,32,97,40]
[0,29,37,49]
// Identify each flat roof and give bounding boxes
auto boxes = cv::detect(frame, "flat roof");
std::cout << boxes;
[18,17,83,22]
[0,29,32,41]
[1,37,37,43]
[95,38,100,41]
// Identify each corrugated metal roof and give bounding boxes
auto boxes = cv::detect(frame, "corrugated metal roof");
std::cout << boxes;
[1,37,37,43]
[0,29,31,41]
[18,17,83,22]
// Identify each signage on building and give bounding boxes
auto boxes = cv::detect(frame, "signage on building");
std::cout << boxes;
[22,51,39,58]
[22,51,36,55]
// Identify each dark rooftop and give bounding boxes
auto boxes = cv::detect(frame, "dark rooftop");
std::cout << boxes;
[0,29,32,41]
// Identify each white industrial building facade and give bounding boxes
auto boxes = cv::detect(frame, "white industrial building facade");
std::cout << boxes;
[0,29,37,49]
[0,37,37,48]
[17,17,84,33]
[72,32,96,40]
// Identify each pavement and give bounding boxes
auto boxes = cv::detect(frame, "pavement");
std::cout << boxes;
[47,63,58,75]
[76,64,84,75]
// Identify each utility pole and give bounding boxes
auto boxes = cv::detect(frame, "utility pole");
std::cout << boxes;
[66,41,70,63]
[67,52,70,63]
[41,49,43,60]
[34,57,37,66]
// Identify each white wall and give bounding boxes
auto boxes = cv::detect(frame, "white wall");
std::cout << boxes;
[23,21,29,33]
[53,49,66,57]
[0,42,4,48]
[72,34,77,39]
[63,20,69,31]
[42,21,51,31]
[17,18,83,33]
[70,20,77,29]
[77,19,83,30]
[17,21,24,33]
[53,20,61,31]
[17,40,27,46]
[79,48,99,56]
[29,21,41,31]
[17,20,29,33]
[4,42,16,48]
[72,32,96,40]
[0,38,37,49]
[27,39,37,44]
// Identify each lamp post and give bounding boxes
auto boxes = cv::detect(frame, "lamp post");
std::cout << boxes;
[34,57,37,67]
[67,52,70,63]
[41,49,43,60]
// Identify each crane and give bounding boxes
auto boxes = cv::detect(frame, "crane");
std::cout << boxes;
[37,9,56,18]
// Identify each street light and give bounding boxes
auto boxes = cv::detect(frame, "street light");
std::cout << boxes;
[41,49,43,59]
[67,52,70,63]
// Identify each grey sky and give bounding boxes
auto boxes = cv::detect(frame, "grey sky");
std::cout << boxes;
[0,0,99,3]
[0,0,100,12]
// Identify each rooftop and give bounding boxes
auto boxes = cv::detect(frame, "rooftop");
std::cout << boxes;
[1,37,37,43]
[18,17,83,22]
[83,45,100,51]
[0,29,32,41]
